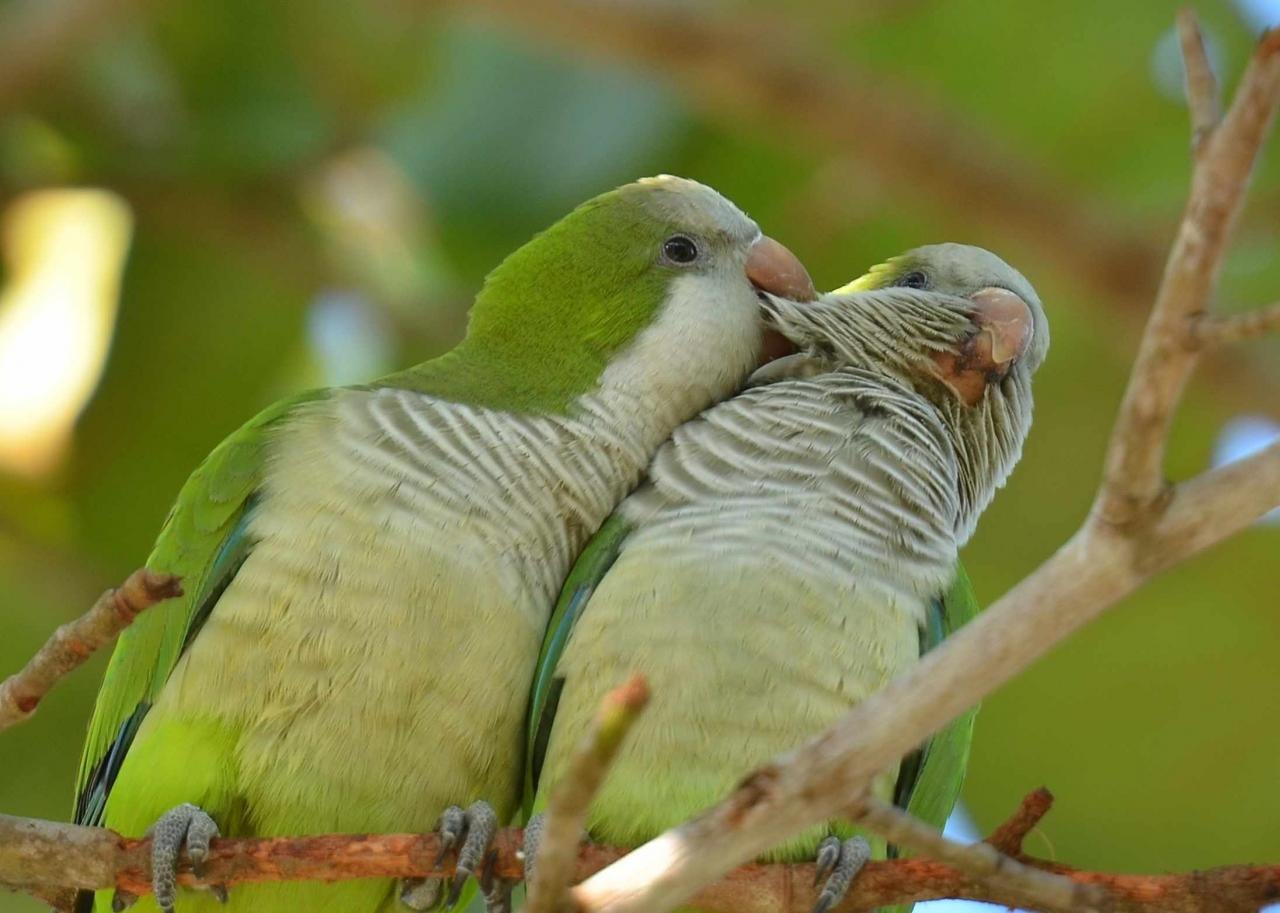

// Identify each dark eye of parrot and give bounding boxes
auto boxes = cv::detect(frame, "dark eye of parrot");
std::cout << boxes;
[662,235,699,265]
[897,270,929,290]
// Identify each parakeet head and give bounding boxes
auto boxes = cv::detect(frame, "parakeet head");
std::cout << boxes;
[418,175,813,417]
[760,242,1048,540]
[834,242,1049,375]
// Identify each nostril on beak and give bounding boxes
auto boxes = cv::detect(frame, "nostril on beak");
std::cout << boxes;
[968,287,1034,366]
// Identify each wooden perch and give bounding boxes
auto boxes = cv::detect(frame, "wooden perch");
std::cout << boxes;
[4,792,1280,913]
[0,568,181,731]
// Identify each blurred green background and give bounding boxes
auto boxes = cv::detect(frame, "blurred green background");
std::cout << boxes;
[0,0,1277,910]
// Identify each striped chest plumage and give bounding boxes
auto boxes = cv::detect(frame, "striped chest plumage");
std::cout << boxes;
[543,370,965,856]
[154,386,662,837]
[625,370,962,601]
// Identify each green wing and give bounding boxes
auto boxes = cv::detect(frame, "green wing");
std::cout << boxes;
[892,560,981,832]
[521,512,632,819]
[879,562,979,913]
[73,390,327,826]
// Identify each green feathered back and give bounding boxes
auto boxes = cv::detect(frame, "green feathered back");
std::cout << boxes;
[73,389,328,827]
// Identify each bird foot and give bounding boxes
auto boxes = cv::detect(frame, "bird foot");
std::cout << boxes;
[400,800,499,911]
[478,849,513,913]
[811,835,870,913]
[125,803,225,913]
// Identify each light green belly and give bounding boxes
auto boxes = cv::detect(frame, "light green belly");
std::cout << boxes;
[542,551,921,863]
[101,530,543,912]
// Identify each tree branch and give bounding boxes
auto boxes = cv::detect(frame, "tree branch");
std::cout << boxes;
[984,786,1055,854]
[0,568,181,731]
[3,12,1278,913]
[1096,17,1280,530]
[1192,300,1280,346]
[853,797,1103,913]
[1177,7,1221,154]
[4,793,1280,913]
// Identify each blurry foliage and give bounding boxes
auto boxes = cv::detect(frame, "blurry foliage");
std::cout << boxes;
[0,1,1277,910]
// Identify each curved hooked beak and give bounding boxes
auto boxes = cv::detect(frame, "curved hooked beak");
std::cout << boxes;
[746,234,816,365]
[934,287,1035,406]
[745,235,817,302]
[969,287,1034,367]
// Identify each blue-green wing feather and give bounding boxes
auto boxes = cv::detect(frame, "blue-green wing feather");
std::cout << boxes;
[882,562,981,913]
[522,512,632,819]
[899,561,980,829]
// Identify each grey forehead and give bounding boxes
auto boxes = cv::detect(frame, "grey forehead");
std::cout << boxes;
[915,242,1049,367]
[628,175,760,242]
[912,243,1038,302]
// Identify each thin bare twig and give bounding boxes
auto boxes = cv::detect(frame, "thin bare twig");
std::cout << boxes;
[566,19,1280,913]
[854,797,1103,913]
[1096,20,1280,530]
[0,568,181,731]
[1177,8,1221,153]
[985,787,1055,856]
[1,11,1277,913]
[1193,300,1280,346]
[526,676,650,913]
[1154,439,1280,559]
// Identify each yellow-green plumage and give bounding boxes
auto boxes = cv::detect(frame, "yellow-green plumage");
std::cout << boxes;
[529,368,977,879]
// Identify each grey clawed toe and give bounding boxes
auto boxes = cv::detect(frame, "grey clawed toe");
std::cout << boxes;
[811,835,870,913]
[400,800,501,911]
[400,878,444,911]
[519,812,546,884]
[135,803,225,913]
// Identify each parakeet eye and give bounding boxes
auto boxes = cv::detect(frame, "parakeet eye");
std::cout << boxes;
[897,270,929,290]
[662,235,699,265]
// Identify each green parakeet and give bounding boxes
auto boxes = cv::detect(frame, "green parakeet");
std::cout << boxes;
[524,244,1049,913]
[72,176,817,913]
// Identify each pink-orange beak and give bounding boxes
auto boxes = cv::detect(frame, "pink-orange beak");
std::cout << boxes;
[745,235,817,302]
[746,235,816,366]
[934,287,1035,406]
